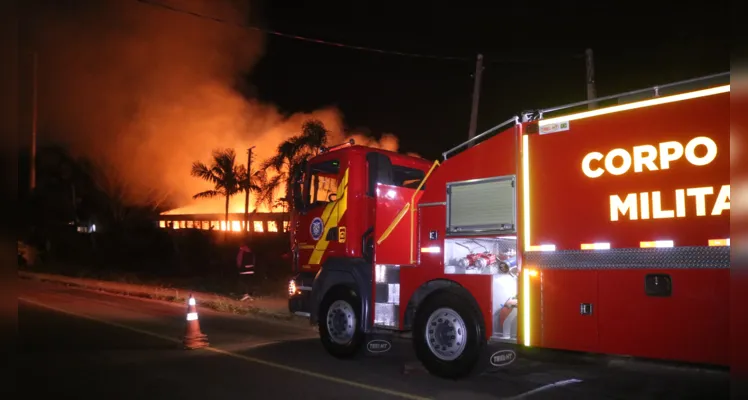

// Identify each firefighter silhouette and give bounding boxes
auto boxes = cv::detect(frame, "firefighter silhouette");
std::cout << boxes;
[237,243,255,301]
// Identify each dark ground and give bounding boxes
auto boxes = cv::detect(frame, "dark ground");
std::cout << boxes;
[18,279,730,399]
[19,227,293,298]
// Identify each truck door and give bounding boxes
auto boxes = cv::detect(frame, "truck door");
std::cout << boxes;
[295,158,347,270]
[368,152,427,266]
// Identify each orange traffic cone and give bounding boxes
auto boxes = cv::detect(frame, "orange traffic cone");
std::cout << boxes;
[183,294,209,349]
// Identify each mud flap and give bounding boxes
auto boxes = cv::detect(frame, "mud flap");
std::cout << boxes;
[362,333,432,375]
[478,341,522,374]
[362,333,396,357]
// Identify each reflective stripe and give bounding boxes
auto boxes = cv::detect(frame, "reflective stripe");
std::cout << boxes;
[188,297,196,306]
[538,85,730,127]
[524,246,729,270]
[522,134,531,252]
[377,202,410,245]
[528,244,555,251]
[522,268,538,347]
[579,239,726,249]
[581,242,611,250]
[640,240,674,248]
[308,168,350,265]
[187,312,198,321]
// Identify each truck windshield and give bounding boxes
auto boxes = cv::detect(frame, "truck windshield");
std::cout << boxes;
[305,159,340,207]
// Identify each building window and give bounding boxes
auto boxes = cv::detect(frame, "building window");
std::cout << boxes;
[268,221,278,232]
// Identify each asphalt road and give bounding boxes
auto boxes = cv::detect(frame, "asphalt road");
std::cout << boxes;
[18,279,729,399]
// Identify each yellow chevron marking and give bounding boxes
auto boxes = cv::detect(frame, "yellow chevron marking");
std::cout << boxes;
[376,202,410,245]
[308,168,349,265]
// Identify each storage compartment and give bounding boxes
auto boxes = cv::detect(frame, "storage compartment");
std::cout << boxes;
[444,237,517,275]
[373,264,401,329]
[541,269,599,352]
[444,236,519,342]
[446,175,516,235]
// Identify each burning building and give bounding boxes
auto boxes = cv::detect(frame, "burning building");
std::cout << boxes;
[158,212,289,233]
[157,196,290,233]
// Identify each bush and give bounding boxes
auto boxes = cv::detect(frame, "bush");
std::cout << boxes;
[20,227,293,298]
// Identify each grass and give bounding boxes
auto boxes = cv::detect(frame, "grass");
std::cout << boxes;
[19,266,304,323]
[21,258,287,300]
[23,272,305,323]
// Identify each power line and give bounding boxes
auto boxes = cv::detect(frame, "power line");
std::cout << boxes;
[135,0,584,64]
[135,0,470,61]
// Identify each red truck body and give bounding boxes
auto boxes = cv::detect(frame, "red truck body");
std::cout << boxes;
[288,75,730,378]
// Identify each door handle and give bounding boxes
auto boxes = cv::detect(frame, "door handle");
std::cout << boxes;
[644,274,672,297]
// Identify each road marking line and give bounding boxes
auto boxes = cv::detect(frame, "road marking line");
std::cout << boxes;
[502,378,583,399]
[19,297,431,400]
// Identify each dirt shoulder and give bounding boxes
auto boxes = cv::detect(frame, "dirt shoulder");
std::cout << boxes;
[18,271,304,323]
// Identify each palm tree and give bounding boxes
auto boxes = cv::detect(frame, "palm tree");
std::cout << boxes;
[191,148,244,229]
[295,119,330,156]
[296,120,331,204]
[256,139,301,212]
[257,119,331,211]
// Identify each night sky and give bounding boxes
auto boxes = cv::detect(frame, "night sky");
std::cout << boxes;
[15,0,730,206]
[249,1,729,160]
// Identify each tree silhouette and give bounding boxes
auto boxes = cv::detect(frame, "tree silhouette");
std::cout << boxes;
[257,119,330,211]
[191,148,245,229]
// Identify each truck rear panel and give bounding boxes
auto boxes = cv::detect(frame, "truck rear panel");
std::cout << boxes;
[522,85,730,365]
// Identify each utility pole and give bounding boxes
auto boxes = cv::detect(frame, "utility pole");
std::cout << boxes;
[71,184,77,223]
[467,53,484,144]
[244,146,255,235]
[30,51,38,192]
[585,48,597,110]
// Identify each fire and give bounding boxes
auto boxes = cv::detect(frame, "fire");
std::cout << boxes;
[159,217,285,233]
[158,194,287,233]
[161,196,282,215]
[32,0,423,228]
[156,117,418,237]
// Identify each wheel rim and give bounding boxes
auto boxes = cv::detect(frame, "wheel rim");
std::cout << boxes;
[425,307,468,361]
[326,300,356,345]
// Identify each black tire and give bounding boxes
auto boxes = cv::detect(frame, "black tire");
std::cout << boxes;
[318,286,364,359]
[413,288,486,379]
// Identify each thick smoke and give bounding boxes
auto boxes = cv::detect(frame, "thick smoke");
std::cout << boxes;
[31,0,408,213]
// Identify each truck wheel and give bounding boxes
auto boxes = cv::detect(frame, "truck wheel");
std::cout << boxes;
[318,287,364,359]
[413,288,486,379]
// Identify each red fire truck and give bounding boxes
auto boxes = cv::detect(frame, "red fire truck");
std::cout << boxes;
[287,72,730,379]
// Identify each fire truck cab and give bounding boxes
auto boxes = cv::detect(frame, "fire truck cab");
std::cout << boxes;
[288,72,731,379]
[287,143,434,352]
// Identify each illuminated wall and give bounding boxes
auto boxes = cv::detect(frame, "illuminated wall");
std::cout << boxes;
[157,212,290,234]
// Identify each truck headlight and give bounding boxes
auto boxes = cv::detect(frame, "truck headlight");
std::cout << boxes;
[288,279,297,297]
